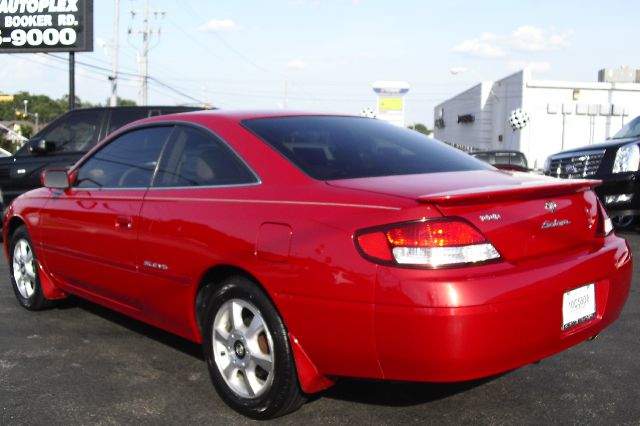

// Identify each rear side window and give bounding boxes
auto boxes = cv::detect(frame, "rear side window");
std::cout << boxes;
[107,109,151,134]
[153,126,256,187]
[75,127,172,189]
[243,116,490,180]
[495,152,527,167]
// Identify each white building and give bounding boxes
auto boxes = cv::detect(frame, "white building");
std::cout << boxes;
[434,69,640,169]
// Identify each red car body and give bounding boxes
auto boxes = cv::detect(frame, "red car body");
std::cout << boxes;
[3,111,632,416]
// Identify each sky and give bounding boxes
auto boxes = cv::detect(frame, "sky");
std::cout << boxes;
[0,0,638,126]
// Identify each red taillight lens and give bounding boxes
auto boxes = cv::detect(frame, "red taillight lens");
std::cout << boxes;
[356,232,394,261]
[355,219,501,268]
[385,221,486,247]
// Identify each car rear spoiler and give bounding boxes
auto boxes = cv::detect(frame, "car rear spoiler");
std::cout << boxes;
[417,179,601,206]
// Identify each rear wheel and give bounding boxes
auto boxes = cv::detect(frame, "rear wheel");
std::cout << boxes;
[9,225,51,310]
[611,215,635,230]
[203,275,305,419]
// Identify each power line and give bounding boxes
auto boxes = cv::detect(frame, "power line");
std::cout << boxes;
[128,0,166,105]
[43,53,205,104]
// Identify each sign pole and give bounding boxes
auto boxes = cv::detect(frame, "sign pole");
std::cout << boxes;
[69,52,75,110]
[0,0,93,111]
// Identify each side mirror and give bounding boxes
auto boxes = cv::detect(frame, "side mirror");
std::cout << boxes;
[42,169,71,189]
[29,138,55,154]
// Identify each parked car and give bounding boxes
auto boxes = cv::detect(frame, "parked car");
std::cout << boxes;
[0,106,201,212]
[544,115,640,228]
[469,150,529,172]
[5,111,631,419]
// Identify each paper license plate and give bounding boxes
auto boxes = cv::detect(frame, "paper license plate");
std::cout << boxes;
[562,283,596,330]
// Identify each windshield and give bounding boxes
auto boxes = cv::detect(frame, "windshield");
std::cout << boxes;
[243,116,491,180]
[612,116,640,139]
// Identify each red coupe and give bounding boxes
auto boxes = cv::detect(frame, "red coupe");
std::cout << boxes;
[4,111,632,419]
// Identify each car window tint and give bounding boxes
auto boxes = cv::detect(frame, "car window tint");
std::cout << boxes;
[472,153,492,163]
[243,116,491,180]
[75,127,172,189]
[107,109,151,134]
[612,116,640,139]
[37,110,103,153]
[153,126,256,188]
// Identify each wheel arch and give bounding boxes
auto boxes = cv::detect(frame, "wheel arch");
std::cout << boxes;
[193,263,334,394]
[5,216,67,301]
[5,216,26,248]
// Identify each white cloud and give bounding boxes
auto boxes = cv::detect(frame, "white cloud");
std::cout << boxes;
[453,39,507,58]
[286,59,307,70]
[508,61,552,73]
[198,19,242,32]
[453,26,573,58]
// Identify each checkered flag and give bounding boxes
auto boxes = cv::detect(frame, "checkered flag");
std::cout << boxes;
[508,108,530,130]
[360,107,377,119]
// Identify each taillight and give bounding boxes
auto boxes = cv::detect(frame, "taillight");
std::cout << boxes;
[355,219,501,268]
[595,200,614,237]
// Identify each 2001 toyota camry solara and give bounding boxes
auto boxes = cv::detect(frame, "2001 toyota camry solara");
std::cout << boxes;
[4,111,632,419]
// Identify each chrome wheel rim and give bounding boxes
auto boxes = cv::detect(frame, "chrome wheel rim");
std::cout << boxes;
[612,215,634,228]
[212,299,275,399]
[12,239,36,300]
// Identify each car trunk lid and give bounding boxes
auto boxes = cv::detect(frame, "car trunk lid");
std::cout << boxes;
[328,170,602,262]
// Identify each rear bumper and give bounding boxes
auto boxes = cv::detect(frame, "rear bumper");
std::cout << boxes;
[373,235,632,382]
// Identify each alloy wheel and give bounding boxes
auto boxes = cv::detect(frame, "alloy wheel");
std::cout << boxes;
[12,239,37,300]
[212,298,275,399]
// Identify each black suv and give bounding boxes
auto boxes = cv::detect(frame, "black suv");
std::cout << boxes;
[0,106,200,210]
[544,115,640,228]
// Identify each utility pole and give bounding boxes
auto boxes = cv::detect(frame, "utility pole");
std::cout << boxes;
[110,0,120,107]
[283,80,288,109]
[129,0,165,105]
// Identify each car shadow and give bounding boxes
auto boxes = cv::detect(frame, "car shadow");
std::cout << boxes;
[53,297,505,408]
[319,375,504,407]
[55,296,204,361]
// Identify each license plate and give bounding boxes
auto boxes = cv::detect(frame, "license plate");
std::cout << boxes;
[562,283,596,330]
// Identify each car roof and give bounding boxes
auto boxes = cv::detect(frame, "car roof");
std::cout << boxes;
[130,109,357,127]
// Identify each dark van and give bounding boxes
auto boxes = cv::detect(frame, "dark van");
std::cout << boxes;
[0,106,200,210]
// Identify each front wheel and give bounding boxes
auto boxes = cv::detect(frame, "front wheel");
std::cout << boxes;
[9,225,51,310]
[203,276,305,419]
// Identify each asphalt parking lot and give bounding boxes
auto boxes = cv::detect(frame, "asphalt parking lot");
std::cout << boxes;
[0,233,638,425]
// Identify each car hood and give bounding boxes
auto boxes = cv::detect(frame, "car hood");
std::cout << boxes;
[549,137,640,157]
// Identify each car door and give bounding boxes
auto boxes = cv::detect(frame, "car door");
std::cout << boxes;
[37,126,174,311]
[136,124,259,336]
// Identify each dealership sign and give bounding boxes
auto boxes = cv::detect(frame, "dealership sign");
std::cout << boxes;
[0,0,93,53]
[372,81,410,127]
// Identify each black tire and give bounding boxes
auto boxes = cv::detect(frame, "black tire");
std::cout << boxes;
[202,275,305,419]
[9,225,51,310]
[611,215,636,230]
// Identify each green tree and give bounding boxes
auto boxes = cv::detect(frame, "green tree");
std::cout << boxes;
[408,123,433,136]
[0,91,67,123]
[116,97,137,106]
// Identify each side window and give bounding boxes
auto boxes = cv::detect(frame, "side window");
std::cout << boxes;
[153,126,256,187]
[39,110,104,153]
[75,126,172,189]
[107,109,151,135]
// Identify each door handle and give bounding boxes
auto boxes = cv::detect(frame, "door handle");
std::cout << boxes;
[115,216,133,229]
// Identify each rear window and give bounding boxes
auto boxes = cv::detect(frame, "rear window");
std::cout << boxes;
[243,116,490,180]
